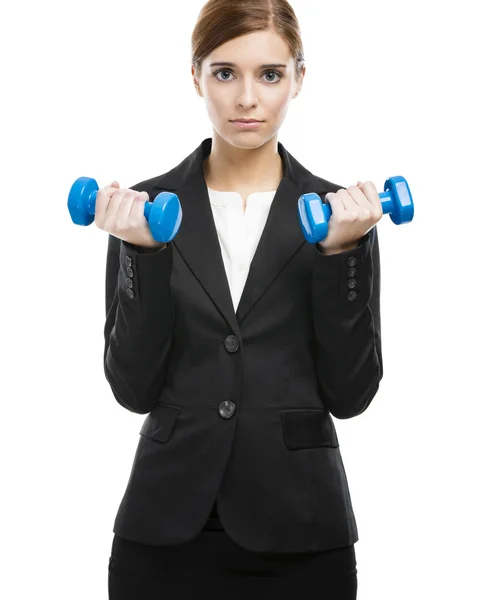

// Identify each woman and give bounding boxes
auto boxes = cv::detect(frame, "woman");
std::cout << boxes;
[103,0,383,597]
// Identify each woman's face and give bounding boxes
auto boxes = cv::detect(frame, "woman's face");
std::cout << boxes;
[192,29,305,148]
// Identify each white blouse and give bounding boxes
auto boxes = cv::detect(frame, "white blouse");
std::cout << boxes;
[207,187,277,312]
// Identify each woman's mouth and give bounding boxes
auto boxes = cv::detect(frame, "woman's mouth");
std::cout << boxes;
[230,120,263,130]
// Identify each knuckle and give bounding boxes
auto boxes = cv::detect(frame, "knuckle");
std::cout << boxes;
[115,219,126,233]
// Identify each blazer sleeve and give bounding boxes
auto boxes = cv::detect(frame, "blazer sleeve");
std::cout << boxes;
[103,232,175,414]
[312,225,383,419]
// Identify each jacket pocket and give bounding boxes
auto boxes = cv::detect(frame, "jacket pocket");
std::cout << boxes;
[139,404,179,443]
[280,408,339,450]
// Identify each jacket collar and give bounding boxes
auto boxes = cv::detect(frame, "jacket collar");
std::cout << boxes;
[151,137,334,334]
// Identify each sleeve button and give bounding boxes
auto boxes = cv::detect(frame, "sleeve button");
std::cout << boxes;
[125,256,132,267]
[347,256,357,267]
[126,288,135,299]
[347,290,357,301]
[347,278,356,289]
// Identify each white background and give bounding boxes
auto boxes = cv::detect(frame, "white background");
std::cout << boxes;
[1,0,494,597]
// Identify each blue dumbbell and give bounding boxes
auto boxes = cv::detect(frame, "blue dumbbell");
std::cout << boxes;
[298,175,414,244]
[67,177,182,243]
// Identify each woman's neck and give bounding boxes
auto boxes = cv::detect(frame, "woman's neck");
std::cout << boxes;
[203,135,283,191]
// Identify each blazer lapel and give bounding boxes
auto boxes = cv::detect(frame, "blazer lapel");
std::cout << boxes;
[151,137,331,334]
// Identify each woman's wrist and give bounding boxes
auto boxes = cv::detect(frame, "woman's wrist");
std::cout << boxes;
[317,241,358,256]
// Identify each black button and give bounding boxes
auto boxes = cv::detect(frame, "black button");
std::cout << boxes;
[126,288,135,299]
[347,267,356,278]
[126,277,133,288]
[126,266,134,278]
[125,256,132,267]
[218,400,236,419]
[224,335,239,353]
[347,256,357,267]
[347,291,357,301]
[347,278,356,289]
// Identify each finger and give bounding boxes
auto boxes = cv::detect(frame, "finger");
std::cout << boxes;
[129,192,148,222]
[116,189,141,222]
[325,191,346,221]
[347,185,375,220]
[95,183,121,224]
[106,188,134,222]
[359,181,382,212]
[335,189,360,219]
[346,184,370,210]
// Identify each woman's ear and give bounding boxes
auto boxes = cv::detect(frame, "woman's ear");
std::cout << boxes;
[293,67,305,98]
[191,65,202,96]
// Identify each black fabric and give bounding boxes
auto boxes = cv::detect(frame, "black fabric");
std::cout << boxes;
[108,531,357,599]
[203,500,224,531]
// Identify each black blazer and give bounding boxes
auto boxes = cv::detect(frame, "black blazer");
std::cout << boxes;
[103,137,383,553]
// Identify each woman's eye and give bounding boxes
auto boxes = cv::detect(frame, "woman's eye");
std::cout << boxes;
[263,70,282,83]
[213,69,282,83]
[215,69,233,81]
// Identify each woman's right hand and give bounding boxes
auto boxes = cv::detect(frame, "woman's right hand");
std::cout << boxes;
[94,181,167,250]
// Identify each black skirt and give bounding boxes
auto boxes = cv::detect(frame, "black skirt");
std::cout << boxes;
[108,502,358,599]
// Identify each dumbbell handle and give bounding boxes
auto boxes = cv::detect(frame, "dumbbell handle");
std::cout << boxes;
[321,189,396,221]
[82,188,153,221]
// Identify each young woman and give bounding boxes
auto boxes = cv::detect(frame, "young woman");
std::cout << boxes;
[102,0,383,597]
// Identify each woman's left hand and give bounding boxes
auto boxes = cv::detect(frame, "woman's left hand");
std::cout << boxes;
[318,181,383,254]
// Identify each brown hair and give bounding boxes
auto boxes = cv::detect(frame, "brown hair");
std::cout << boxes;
[191,0,305,82]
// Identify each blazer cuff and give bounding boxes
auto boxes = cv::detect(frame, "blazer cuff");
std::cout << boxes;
[118,240,173,310]
[312,231,373,314]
